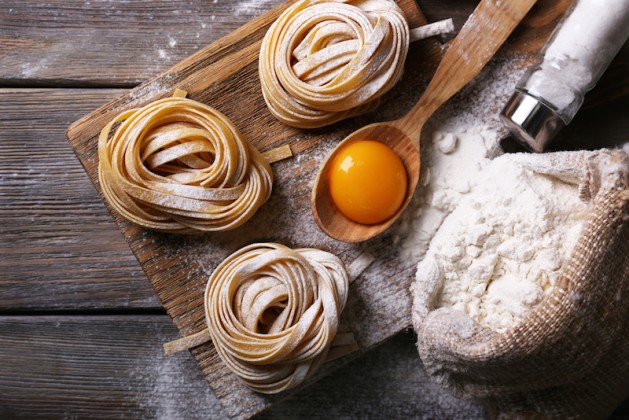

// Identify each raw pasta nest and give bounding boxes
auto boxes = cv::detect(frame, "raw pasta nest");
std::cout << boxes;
[259,0,410,128]
[98,96,273,233]
[205,243,349,393]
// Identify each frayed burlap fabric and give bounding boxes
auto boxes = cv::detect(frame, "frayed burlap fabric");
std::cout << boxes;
[412,149,629,418]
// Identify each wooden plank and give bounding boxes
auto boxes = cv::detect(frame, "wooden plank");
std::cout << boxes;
[0,315,226,418]
[0,0,286,86]
[1,0,590,86]
[0,316,490,419]
[0,88,159,310]
[0,316,627,418]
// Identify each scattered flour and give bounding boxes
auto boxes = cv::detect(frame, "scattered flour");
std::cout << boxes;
[127,74,176,104]
[20,60,49,78]
[158,49,169,60]
[415,155,588,333]
[132,343,225,419]
[232,0,281,15]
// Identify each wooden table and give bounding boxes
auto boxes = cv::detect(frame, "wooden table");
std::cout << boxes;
[1,1,628,418]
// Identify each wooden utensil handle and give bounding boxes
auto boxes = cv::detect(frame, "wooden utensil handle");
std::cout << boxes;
[407,0,537,130]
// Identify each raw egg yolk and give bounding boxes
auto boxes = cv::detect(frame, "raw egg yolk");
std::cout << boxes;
[328,140,407,225]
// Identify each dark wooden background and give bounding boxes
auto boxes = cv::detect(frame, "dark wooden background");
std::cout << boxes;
[1,0,627,418]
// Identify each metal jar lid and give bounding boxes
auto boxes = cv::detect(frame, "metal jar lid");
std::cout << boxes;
[500,90,566,153]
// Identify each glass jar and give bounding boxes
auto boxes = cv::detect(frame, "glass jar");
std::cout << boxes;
[501,0,629,152]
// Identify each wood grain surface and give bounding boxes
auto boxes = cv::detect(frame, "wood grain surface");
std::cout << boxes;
[1,0,475,87]
[0,317,486,419]
[2,0,629,418]
[0,0,287,87]
[0,88,157,310]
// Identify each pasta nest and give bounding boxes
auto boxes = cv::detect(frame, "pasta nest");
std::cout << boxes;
[97,97,273,233]
[205,243,349,393]
[259,0,410,128]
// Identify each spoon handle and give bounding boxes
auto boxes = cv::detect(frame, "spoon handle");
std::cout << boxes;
[405,0,537,134]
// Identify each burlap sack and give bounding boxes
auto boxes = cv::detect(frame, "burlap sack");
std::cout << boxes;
[411,148,629,418]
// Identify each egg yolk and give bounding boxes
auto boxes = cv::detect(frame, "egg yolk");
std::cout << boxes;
[328,140,407,225]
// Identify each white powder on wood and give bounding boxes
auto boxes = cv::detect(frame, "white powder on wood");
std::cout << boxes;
[232,0,281,16]
[415,155,588,333]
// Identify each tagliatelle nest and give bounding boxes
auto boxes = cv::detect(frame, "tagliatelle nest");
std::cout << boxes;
[98,94,273,233]
[204,243,350,393]
[163,245,374,394]
[259,0,410,128]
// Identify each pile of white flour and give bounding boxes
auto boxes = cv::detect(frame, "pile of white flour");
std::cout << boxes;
[414,154,589,333]
[395,124,501,262]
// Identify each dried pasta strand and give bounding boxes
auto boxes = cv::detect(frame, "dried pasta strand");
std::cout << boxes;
[409,18,455,42]
[326,335,359,362]
[262,144,293,164]
[205,243,351,394]
[98,92,273,233]
[163,328,211,355]
[347,250,375,282]
[173,88,188,98]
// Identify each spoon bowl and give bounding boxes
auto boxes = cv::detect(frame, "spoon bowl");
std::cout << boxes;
[311,0,537,242]
[311,122,420,243]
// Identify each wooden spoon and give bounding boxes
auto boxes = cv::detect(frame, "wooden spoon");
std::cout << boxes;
[311,0,537,243]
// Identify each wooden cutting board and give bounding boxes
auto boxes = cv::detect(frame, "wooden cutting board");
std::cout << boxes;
[66,1,569,418]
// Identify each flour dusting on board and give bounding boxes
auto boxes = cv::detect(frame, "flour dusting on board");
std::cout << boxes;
[173,132,355,265]
[232,0,283,15]
[126,74,177,106]
[133,345,225,419]
[20,60,49,78]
